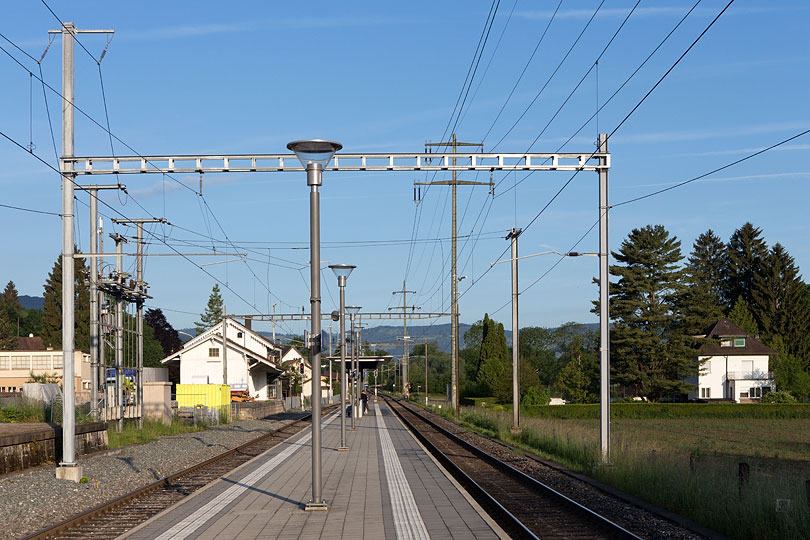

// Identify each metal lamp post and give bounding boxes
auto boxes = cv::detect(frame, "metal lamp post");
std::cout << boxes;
[491,247,565,433]
[287,139,342,511]
[329,264,355,451]
[345,305,361,430]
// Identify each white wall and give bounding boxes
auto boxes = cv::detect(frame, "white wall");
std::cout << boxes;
[692,354,772,401]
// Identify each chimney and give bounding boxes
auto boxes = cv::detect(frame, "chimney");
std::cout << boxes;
[244,316,252,331]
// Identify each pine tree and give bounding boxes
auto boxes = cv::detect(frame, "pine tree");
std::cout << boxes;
[608,225,694,401]
[477,314,511,403]
[41,251,90,350]
[728,296,759,337]
[3,281,22,311]
[1,281,22,342]
[195,284,224,334]
[678,230,726,333]
[752,243,810,359]
[0,303,16,350]
[145,308,183,354]
[723,222,768,310]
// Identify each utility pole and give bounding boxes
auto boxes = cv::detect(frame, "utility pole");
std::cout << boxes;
[222,305,228,386]
[419,134,486,417]
[507,228,521,433]
[111,233,128,433]
[391,281,417,397]
[598,133,610,462]
[52,21,114,483]
[79,185,124,420]
[424,338,429,406]
[111,217,165,428]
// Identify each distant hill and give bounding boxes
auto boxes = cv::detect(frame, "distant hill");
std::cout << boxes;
[20,295,44,310]
[180,320,599,355]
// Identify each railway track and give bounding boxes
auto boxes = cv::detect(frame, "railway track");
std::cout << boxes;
[21,407,335,540]
[383,396,643,540]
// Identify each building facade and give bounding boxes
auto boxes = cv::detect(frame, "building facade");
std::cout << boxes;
[688,319,775,402]
[161,318,283,400]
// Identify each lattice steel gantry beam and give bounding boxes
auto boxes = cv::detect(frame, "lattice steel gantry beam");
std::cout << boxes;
[62,152,609,175]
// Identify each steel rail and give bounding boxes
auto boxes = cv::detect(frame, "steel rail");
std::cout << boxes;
[21,408,335,540]
[383,396,643,540]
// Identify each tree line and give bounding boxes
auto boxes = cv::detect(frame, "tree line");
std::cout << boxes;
[463,222,810,404]
[0,252,183,368]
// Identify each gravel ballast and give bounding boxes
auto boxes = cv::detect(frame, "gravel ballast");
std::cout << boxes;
[0,414,304,540]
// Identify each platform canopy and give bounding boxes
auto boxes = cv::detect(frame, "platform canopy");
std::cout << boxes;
[325,355,393,372]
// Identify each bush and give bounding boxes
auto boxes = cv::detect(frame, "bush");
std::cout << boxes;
[762,390,796,403]
[521,386,550,406]
[520,402,810,419]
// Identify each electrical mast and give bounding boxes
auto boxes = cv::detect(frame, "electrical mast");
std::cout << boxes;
[417,134,487,417]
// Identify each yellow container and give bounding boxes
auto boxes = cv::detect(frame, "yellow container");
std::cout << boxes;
[176,384,230,408]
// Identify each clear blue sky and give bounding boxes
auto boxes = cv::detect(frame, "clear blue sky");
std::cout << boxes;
[2,1,808,339]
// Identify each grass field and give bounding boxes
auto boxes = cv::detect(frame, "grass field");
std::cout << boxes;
[436,403,810,540]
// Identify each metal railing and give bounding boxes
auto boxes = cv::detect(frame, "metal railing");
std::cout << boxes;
[727,371,773,381]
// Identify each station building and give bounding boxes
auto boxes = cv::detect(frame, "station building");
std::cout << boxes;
[160,318,284,400]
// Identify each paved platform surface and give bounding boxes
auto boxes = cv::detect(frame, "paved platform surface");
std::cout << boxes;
[123,399,506,540]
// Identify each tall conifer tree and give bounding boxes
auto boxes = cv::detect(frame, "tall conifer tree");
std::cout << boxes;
[728,296,759,337]
[477,314,511,402]
[41,251,90,350]
[679,230,726,334]
[723,222,768,310]
[608,225,693,400]
[753,243,810,359]
[195,284,224,334]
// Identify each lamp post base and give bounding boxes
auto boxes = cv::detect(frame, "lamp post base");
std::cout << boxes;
[510,427,522,435]
[55,463,83,482]
[305,500,329,511]
[338,446,350,451]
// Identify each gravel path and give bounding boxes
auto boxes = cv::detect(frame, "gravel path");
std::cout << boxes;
[413,404,724,540]
[0,413,305,540]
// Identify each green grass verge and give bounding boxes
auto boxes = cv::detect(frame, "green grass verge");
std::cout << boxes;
[422,403,810,540]
[520,402,810,419]
[107,419,207,449]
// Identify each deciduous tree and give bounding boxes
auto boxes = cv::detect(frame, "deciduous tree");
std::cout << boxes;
[145,308,182,354]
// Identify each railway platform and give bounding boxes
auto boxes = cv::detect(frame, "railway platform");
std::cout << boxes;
[122,399,508,540]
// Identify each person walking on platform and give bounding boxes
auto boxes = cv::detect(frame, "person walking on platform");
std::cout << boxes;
[361,391,368,414]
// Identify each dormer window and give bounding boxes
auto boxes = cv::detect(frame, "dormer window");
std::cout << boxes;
[720,339,732,347]
[734,337,745,347]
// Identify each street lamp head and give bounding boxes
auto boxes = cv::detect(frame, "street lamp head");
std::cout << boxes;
[287,139,342,168]
[329,263,355,280]
[345,305,361,315]
[330,310,340,322]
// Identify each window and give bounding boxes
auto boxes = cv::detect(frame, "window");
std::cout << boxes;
[750,387,762,398]
[734,337,746,347]
[53,355,63,368]
[32,355,50,369]
[0,357,8,369]
[701,388,711,398]
[720,340,732,347]
[740,391,749,398]
[12,355,30,369]
[208,348,220,358]
[237,332,243,338]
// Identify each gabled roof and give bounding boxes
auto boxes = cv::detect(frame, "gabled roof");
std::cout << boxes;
[17,336,45,351]
[698,318,776,356]
[160,318,282,367]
